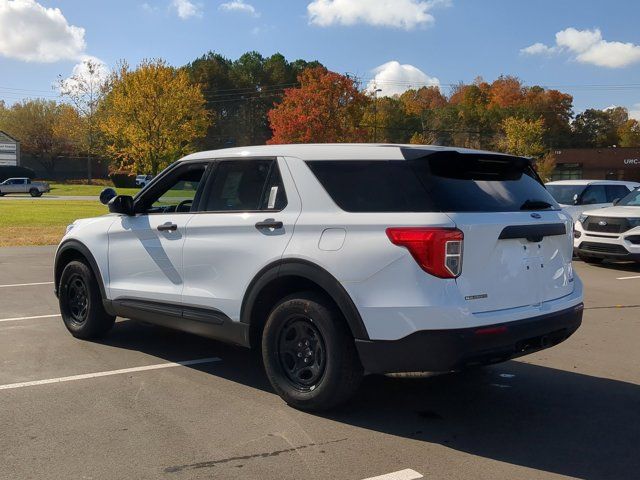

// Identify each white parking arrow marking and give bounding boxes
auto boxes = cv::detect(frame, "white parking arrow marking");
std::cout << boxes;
[361,469,423,480]
[616,275,640,280]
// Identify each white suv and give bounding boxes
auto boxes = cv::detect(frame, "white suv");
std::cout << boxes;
[545,180,640,221]
[54,144,584,410]
[574,187,640,264]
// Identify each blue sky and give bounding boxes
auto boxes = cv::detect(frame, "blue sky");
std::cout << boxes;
[1,0,639,117]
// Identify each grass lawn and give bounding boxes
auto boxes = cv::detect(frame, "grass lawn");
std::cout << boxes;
[0,200,108,247]
[49,183,140,197]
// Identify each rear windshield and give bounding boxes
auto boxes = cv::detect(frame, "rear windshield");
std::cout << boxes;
[546,184,586,205]
[306,152,560,213]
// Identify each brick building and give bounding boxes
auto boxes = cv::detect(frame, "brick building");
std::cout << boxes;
[550,147,640,181]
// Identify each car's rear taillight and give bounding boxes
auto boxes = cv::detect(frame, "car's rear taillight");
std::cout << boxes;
[386,227,464,278]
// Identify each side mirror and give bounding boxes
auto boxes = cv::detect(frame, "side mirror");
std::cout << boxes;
[108,195,135,215]
[573,193,581,205]
[99,187,117,205]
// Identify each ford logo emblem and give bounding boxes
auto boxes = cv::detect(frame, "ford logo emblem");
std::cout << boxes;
[530,213,542,219]
[598,220,607,226]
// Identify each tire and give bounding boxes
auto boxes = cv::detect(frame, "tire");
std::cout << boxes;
[262,291,363,411]
[578,254,603,264]
[58,260,115,339]
[29,188,41,197]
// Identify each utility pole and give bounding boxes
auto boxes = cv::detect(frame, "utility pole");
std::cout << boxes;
[373,88,382,143]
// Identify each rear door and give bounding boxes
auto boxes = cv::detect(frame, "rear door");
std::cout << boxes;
[182,157,301,321]
[411,153,574,313]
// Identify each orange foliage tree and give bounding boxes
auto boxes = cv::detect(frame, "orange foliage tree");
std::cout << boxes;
[267,67,369,144]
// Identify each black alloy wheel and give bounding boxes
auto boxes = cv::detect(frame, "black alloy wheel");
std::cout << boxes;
[277,316,327,390]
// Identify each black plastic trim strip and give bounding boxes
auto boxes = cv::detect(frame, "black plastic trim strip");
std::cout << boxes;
[499,223,566,242]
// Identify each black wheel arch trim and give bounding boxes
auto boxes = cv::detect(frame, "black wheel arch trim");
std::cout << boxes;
[240,259,369,341]
[54,239,108,304]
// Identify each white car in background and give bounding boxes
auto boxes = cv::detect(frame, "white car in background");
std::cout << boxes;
[574,187,640,264]
[545,180,640,221]
[135,174,153,188]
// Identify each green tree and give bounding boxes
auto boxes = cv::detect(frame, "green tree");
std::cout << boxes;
[100,59,210,175]
[499,117,547,158]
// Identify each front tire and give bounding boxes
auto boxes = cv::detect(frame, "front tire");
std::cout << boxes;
[58,260,115,339]
[262,292,363,411]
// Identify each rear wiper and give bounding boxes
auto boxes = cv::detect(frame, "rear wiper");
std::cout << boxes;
[520,199,553,210]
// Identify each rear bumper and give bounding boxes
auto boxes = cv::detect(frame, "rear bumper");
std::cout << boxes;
[355,303,583,374]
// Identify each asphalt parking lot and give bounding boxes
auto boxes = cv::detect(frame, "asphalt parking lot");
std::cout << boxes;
[1,246,639,480]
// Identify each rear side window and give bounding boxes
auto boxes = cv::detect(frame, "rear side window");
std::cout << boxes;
[306,161,435,212]
[200,159,287,212]
[307,153,559,213]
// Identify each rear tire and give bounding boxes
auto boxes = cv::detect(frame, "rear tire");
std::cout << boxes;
[58,260,115,339]
[29,188,40,197]
[262,292,363,411]
[578,254,603,264]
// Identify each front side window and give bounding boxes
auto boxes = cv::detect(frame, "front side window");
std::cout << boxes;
[200,159,287,212]
[139,163,207,214]
[581,185,607,205]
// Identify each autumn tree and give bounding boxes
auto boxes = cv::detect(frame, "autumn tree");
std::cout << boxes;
[536,154,557,182]
[499,117,547,158]
[618,119,640,147]
[399,86,447,144]
[0,99,80,176]
[58,58,110,183]
[100,59,210,175]
[267,67,369,144]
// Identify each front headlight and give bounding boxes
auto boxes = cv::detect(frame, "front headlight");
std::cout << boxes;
[578,214,587,225]
[65,223,76,234]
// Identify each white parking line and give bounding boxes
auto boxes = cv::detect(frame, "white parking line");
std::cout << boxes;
[0,357,221,391]
[0,314,60,323]
[616,275,640,280]
[362,469,423,480]
[0,281,54,288]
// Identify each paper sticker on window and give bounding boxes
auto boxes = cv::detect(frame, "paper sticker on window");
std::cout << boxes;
[267,186,278,209]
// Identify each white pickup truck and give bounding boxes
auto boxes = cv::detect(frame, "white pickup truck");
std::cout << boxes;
[0,178,50,197]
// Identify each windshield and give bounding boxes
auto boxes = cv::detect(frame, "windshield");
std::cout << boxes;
[546,184,586,205]
[616,188,640,206]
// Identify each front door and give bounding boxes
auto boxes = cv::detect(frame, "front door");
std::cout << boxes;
[182,158,301,321]
[107,162,208,304]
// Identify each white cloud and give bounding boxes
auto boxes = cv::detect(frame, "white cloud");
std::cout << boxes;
[522,27,640,68]
[307,0,450,30]
[0,0,86,63]
[59,56,110,95]
[520,42,557,56]
[171,0,202,19]
[220,0,259,17]
[629,103,640,121]
[367,61,439,97]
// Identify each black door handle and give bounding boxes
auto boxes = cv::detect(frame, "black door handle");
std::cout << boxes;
[255,219,283,230]
[157,222,178,232]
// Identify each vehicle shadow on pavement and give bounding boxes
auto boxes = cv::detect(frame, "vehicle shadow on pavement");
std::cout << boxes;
[100,320,639,480]
[329,365,640,480]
